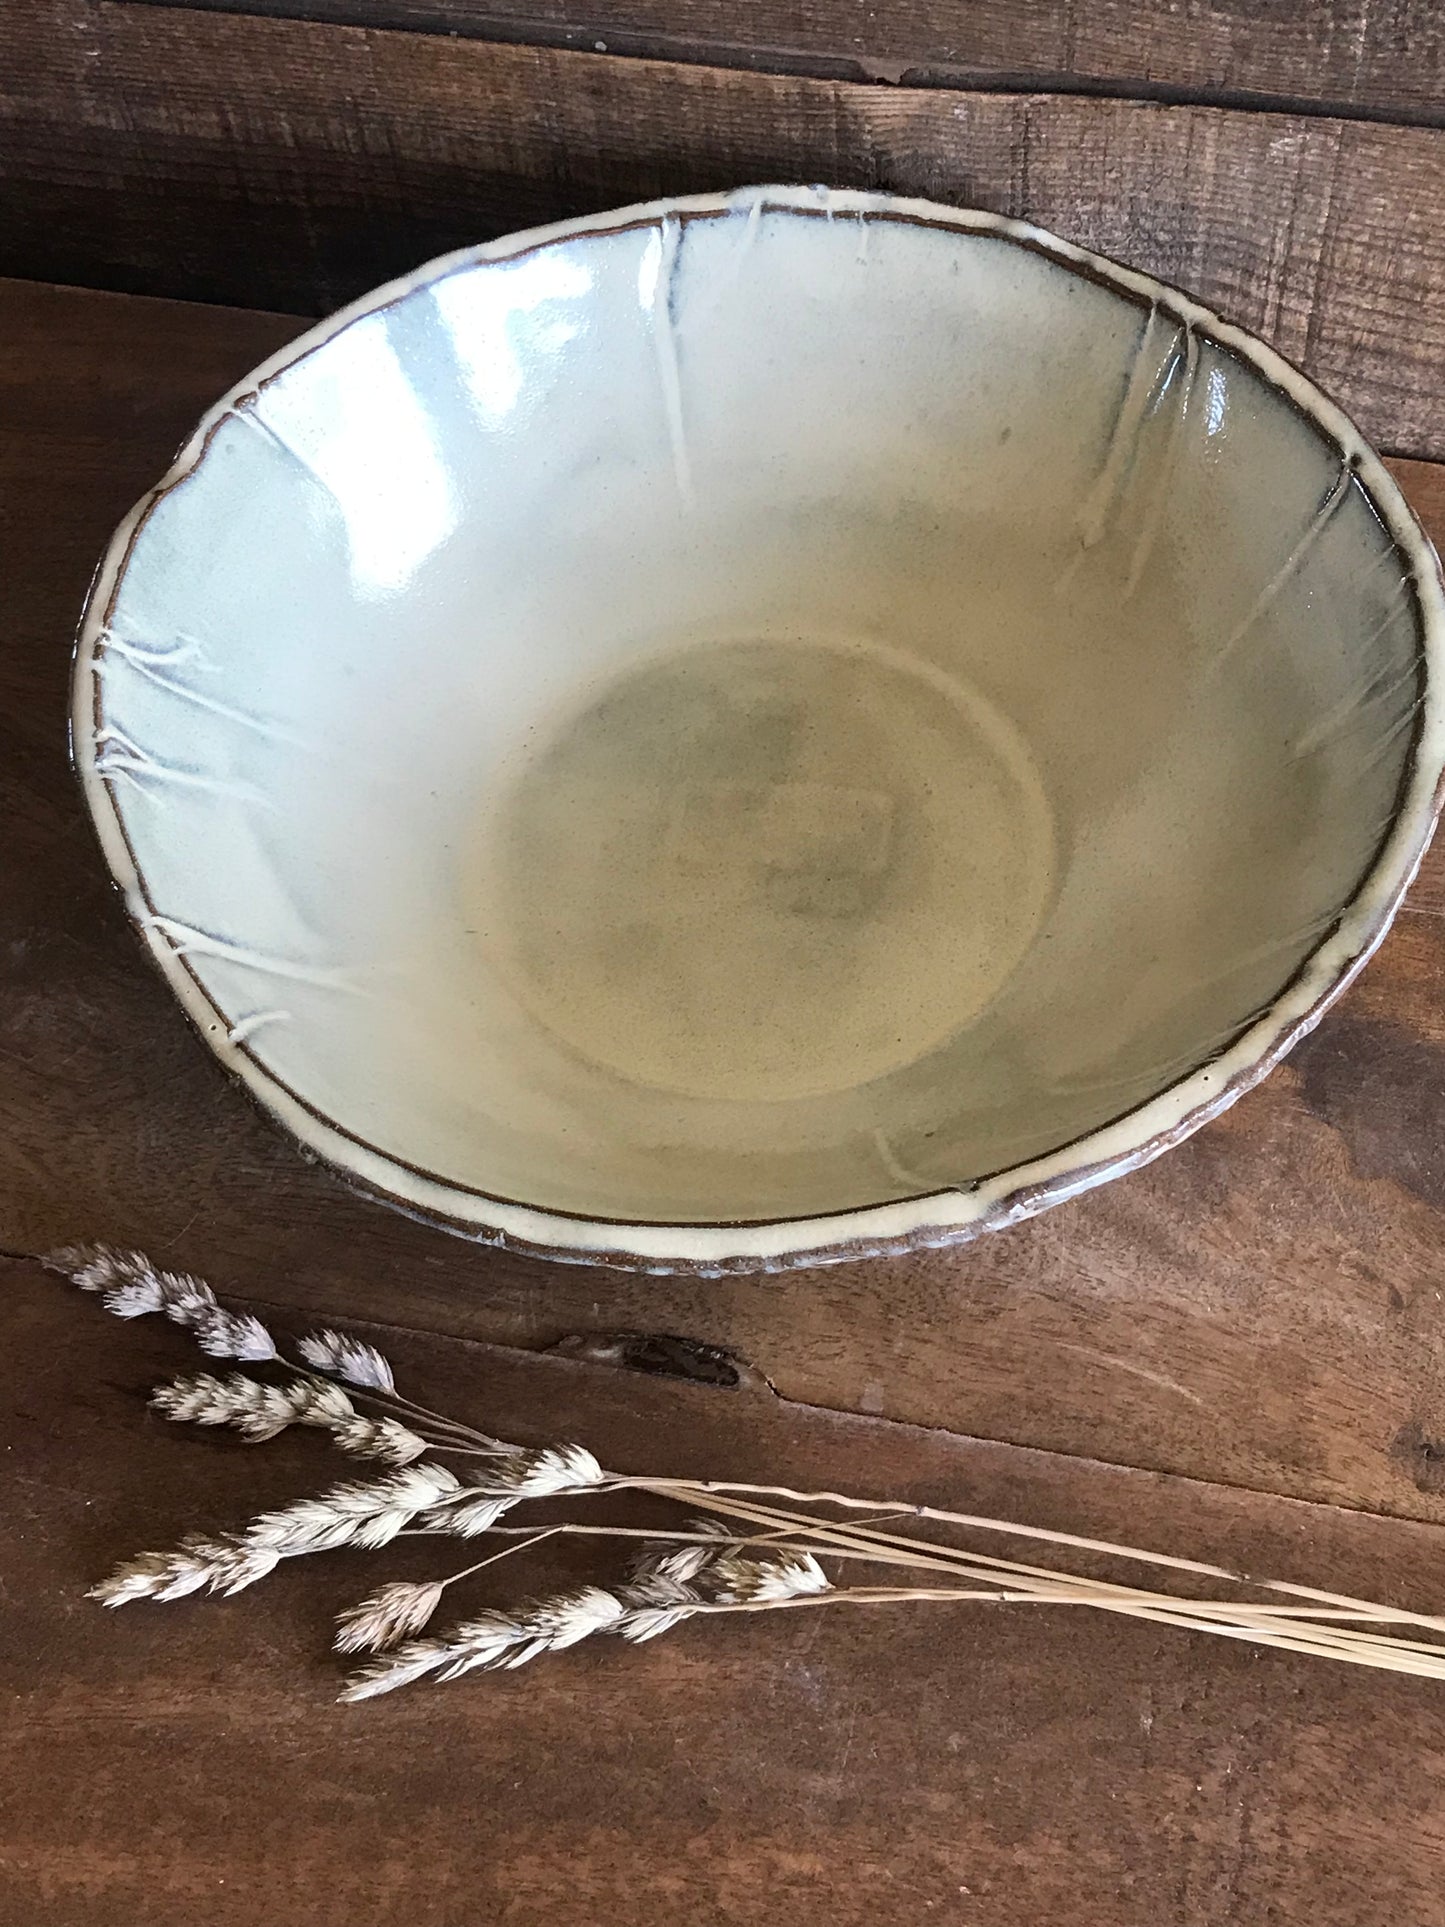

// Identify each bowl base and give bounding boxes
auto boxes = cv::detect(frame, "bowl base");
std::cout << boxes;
[472,629,1057,1104]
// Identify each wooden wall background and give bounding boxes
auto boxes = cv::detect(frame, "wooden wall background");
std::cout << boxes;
[4,0,1445,458]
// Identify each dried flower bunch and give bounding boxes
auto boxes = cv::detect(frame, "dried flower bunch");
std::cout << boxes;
[49,1245,1445,1701]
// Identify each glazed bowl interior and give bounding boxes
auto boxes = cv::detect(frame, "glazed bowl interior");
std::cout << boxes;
[78,188,1442,1263]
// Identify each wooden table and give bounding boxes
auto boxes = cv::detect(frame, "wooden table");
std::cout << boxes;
[5,6,1445,1919]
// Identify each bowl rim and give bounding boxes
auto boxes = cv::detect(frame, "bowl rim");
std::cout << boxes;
[72,183,1445,1275]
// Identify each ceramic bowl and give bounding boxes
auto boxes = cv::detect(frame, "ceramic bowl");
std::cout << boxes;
[74,186,1445,1272]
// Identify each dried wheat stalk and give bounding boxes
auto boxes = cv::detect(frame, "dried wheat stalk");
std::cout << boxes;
[48,1245,1445,1700]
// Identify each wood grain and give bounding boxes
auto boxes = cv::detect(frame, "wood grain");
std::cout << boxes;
[6,3,1445,456]
[5,277,1445,1533]
[129,0,1445,122]
[7,1251,1445,1927]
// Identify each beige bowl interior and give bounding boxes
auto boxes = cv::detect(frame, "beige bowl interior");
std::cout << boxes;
[76,189,1441,1264]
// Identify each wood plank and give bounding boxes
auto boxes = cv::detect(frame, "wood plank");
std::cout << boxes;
[4,276,1445,1530]
[6,2,1445,456]
[129,0,1445,124]
[1363,456,1445,923]
[7,1250,1445,1927]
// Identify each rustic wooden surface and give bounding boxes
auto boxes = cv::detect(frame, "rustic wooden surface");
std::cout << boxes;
[6,3,1445,459]
[9,1252,1445,1927]
[4,270,1445,1541]
[116,0,1445,117]
[6,2,1445,1907]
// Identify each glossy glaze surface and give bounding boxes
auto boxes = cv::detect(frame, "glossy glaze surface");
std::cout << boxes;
[75,188,1445,1267]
